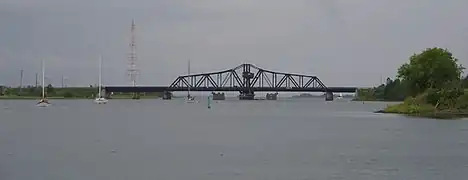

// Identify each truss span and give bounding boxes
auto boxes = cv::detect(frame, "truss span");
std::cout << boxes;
[169,64,328,91]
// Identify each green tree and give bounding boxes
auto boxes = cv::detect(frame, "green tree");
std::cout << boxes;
[46,84,55,95]
[397,47,464,96]
[426,81,464,109]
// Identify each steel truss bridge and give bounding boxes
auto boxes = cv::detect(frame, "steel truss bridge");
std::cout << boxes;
[105,64,358,100]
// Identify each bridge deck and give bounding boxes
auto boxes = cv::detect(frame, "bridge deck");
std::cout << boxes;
[104,86,357,93]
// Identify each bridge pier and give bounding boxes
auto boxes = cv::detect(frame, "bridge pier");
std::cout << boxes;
[162,91,172,100]
[266,93,278,100]
[212,92,226,100]
[238,64,256,100]
[239,91,255,100]
[325,91,334,101]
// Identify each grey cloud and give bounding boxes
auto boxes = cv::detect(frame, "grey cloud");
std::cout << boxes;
[1,0,467,87]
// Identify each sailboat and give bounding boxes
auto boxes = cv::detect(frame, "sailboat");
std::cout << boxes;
[94,56,108,104]
[186,59,196,103]
[36,60,50,107]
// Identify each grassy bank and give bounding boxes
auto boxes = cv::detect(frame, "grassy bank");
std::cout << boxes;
[376,92,468,119]
[351,98,402,102]
[379,103,468,119]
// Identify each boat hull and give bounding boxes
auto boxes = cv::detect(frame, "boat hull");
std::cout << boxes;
[186,100,198,103]
[36,102,50,107]
[94,98,108,104]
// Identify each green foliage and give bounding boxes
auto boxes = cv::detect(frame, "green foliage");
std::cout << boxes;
[356,88,379,101]
[382,78,408,101]
[455,93,468,110]
[384,99,435,114]
[46,84,55,95]
[376,47,468,119]
[424,80,464,108]
[358,47,466,106]
[425,88,440,106]
[63,92,74,98]
[355,78,409,101]
[397,47,464,96]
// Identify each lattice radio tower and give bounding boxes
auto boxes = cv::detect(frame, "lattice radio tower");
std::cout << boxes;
[127,19,139,87]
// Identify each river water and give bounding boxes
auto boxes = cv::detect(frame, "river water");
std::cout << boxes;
[1,98,468,180]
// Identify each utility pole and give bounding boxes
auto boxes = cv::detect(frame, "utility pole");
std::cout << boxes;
[19,69,23,94]
[128,19,139,87]
[61,75,64,88]
[128,19,140,99]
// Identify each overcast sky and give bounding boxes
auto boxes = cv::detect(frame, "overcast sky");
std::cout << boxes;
[1,0,467,87]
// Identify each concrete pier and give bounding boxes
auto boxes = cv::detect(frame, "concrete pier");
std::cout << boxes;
[239,92,255,100]
[162,91,172,100]
[266,93,278,100]
[325,91,334,101]
[212,92,226,100]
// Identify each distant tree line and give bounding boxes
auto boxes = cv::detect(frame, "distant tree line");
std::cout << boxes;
[0,85,99,98]
[0,84,161,99]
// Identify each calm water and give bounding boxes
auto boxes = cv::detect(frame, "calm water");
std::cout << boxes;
[1,98,468,180]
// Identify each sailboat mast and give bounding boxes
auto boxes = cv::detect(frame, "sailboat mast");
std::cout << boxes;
[41,60,45,98]
[98,56,102,97]
[187,59,191,96]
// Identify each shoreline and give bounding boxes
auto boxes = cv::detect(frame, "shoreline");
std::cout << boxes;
[374,103,468,120]
[375,110,468,120]
[351,98,403,102]
[0,96,162,100]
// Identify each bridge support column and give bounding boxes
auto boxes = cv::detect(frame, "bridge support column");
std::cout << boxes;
[162,91,172,100]
[239,64,256,100]
[239,91,255,100]
[212,92,225,100]
[266,93,278,100]
[325,91,334,101]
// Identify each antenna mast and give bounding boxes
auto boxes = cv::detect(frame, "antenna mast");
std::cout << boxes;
[127,19,139,87]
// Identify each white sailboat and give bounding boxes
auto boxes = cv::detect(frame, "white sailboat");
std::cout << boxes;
[36,60,50,107]
[186,59,196,103]
[94,56,108,104]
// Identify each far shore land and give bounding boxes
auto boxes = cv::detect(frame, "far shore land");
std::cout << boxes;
[0,95,162,100]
